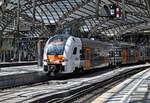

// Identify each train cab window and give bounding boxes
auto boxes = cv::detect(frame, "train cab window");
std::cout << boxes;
[73,47,77,55]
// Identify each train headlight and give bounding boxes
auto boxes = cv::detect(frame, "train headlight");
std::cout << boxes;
[50,66,54,69]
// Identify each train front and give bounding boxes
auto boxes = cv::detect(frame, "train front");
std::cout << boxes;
[43,34,70,76]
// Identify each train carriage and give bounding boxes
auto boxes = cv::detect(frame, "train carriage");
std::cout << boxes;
[43,34,150,76]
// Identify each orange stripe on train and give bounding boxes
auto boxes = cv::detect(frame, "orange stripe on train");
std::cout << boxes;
[50,41,64,44]
[104,49,108,65]
[47,55,63,60]
[47,55,63,64]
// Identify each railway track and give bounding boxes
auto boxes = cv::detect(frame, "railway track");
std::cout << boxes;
[0,64,149,103]
[43,65,150,103]
[63,67,147,103]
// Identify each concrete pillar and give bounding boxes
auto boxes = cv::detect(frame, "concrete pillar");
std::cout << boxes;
[0,30,4,62]
[17,0,20,37]
[3,50,5,62]
[19,48,22,62]
[37,40,43,66]
[0,32,2,62]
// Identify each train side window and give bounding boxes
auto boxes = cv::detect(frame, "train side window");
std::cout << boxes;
[73,47,77,55]
[109,51,113,57]
[80,49,85,59]
[140,52,142,56]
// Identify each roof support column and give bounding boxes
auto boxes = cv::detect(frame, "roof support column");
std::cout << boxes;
[96,0,101,20]
[17,0,21,62]
[89,0,101,38]
[17,0,20,38]
[0,31,2,62]
[122,0,126,21]
[0,30,2,48]
[32,0,36,33]
[37,41,43,67]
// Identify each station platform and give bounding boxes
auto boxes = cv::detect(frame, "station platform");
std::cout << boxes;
[0,61,37,67]
[92,67,150,103]
[0,65,44,89]
[0,65,42,76]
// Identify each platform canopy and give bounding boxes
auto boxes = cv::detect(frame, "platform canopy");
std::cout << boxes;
[0,0,150,39]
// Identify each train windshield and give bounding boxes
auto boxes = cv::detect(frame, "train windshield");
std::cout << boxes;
[47,43,64,55]
[47,34,70,55]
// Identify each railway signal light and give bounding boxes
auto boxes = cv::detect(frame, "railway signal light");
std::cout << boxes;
[103,4,120,18]
[109,4,116,17]
[116,8,120,18]
[109,4,120,18]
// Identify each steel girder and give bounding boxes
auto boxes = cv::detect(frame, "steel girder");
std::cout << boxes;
[145,0,150,16]
[0,0,150,38]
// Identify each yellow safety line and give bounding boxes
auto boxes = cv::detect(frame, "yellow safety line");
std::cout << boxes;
[91,86,119,103]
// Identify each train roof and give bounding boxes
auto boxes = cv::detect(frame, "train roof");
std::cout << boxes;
[52,34,70,38]
[80,38,137,48]
[80,38,113,48]
[119,42,135,47]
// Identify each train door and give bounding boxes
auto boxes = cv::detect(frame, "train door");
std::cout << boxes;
[122,49,127,64]
[104,48,108,66]
[72,47,80,69]
[146,47,149,61]
[135,50,138,63]
[138,46,144,62]
[85,48,90,69]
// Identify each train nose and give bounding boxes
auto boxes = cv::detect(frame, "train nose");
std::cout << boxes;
[44,65,56,72]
